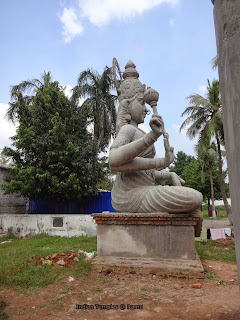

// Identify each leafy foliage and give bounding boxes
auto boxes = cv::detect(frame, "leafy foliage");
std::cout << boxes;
[0,150,12,165]
[96,156,115,191]
[169,151,195,180]
[3,78,104,200]
[183,157,226,201]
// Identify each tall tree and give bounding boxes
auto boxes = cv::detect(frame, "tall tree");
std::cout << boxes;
[3,77,104,202]
[72,67,117,151]
[6,71,52,123]
[180,79,232,224]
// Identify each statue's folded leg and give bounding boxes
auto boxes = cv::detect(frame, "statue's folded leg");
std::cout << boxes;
[137,186,203,213]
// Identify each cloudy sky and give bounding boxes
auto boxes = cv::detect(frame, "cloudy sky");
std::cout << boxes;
[0,0,217,158]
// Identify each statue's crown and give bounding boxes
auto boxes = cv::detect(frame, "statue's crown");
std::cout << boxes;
[117,59,145,101]
[123,60,139,80]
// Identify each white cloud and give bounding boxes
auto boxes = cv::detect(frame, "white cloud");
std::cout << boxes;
[62,85,73,99]
[78,0,179,27]
[172,123,181,133]
[59,0,179,41]
[59,8,84,43]
[198,85,208,95]
[0,103,17,151]
[169,18,175,26]
[62,85,85,107]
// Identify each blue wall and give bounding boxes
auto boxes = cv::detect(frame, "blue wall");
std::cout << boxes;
[29,192,115,214]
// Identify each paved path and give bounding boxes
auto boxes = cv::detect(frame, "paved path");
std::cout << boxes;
[202,218,232,229]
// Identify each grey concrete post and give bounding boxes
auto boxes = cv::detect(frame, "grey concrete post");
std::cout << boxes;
[211,0,240,290]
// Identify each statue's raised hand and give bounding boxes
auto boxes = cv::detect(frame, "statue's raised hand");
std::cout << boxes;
[163,131,174,166]
[149,115,164,138]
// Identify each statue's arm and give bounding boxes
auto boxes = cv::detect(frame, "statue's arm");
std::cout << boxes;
[109,125,166,171]
[110,157,167,172]
[154,170,185,186]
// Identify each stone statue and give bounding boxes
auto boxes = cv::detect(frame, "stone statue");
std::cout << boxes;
[109,59,203,213]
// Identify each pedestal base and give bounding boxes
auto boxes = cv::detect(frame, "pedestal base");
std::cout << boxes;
[92,256,204,278]
[92,211,204,278]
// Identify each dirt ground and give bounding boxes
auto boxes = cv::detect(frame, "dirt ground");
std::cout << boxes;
[1,259,239,320]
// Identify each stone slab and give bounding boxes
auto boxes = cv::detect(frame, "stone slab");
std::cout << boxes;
[92,256,204,279]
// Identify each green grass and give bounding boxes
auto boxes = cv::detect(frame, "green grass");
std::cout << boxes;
[0,234,97,289]
[195,239,236,263]
[206,271,216,280]
[202,204,228,220]
[0,234,236,291]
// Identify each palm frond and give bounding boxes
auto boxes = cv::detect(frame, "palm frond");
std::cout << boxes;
[211,55,218,70]
[182,115,208,139]
[77,69,99,88]
[186,94,212,109]
[5,102,18,123]
[10,72,53,101]
[180,79,223,151]
[10,81,37,99]
[41,71,52,87]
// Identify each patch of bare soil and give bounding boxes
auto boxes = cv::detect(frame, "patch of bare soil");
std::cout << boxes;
[1,259,239,320]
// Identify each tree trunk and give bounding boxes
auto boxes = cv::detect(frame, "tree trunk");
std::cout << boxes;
[216,136,233,224]
[207,198,210,217]
[209,164,216,218]
[94,123,99,141]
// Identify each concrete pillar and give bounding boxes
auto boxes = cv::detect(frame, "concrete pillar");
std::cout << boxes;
[211,0,240,290]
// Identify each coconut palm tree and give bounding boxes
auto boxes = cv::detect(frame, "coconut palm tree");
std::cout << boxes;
[195,138,218,218]
[6,71,53,123]
[72,67,117,151]
[180,79,232,224]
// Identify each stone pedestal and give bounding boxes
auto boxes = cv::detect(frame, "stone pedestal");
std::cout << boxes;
[92,211,204,278]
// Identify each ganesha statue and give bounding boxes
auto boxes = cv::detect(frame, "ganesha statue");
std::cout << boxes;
[109,59,203,213]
